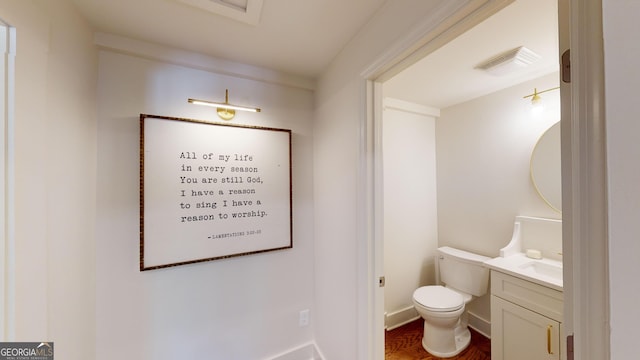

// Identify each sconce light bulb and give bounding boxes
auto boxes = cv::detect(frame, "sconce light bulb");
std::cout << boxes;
[530,95,545,115]
[531,94,542,107]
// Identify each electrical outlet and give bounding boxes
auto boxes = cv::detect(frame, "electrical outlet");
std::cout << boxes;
[299,309,310,327]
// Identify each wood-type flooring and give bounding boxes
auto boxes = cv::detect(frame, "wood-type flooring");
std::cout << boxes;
[385,319,491,360]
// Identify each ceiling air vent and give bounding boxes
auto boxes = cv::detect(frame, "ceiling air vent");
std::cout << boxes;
[175,0,264,26]
[475,46,541,76]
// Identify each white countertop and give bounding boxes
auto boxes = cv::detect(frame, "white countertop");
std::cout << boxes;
[484,253,563,291]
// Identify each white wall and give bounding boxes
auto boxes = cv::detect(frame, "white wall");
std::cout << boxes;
[602,1,640,359]
[1,1,98,359]
[95,42,316,360]
[382,102,438,329]
[435,71,560,328]
[313,1,473,358]
[437,72,561,258]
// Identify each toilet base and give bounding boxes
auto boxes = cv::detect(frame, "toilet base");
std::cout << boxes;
[421,325,471,358]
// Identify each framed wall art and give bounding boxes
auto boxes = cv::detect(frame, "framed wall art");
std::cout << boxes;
[140,114,292,271]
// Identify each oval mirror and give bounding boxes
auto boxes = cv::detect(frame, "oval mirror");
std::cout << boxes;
[530,122,561,213]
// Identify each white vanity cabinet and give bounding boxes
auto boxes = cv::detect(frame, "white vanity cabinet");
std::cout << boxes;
[490,270,564,360]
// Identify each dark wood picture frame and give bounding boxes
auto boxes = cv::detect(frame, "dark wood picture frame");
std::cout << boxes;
[140,114,292,271]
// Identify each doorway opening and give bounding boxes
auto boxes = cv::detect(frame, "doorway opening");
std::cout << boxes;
[360,0,608,359]
[380,0,560,338]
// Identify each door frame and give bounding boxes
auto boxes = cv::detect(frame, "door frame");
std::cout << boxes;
[0,21,16,342]
[358,0,608,359]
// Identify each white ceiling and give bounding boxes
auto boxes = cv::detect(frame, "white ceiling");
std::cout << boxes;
[384,0,559,109]
[71,0,558,107]
[71,0,387,78]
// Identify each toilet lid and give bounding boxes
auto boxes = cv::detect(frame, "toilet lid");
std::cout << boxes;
[413,286,464,312]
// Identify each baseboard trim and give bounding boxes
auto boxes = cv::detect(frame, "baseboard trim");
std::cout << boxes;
[467,310,491,338]
[265,342,324,360]
[385,306,420,331]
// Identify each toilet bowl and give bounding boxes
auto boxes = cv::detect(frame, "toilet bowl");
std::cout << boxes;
[412,285,470,357]
[412,247,490,358]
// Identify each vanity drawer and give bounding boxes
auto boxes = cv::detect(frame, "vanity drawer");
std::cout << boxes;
[491,270,563,321]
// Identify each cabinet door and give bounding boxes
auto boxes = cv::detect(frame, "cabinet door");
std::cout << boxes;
[492,295,560,360]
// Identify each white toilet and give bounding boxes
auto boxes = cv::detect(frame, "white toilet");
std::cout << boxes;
[412,246,490,358]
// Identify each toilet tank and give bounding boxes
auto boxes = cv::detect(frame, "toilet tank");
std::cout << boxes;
[438,246,491,297]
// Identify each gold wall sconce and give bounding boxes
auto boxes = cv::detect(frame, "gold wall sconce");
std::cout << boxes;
[188,89,261,120]
[523,87,560,109]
